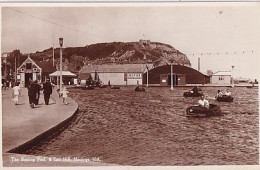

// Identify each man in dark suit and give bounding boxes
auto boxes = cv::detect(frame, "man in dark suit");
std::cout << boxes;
[43,79,53,105]
[28,81,37,108]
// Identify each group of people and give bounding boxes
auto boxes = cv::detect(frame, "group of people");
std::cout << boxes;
[194,87,232,109]
[27,79,53,108]
[216,89,232,98]
[2,80,17,90]
[11,79,69,107]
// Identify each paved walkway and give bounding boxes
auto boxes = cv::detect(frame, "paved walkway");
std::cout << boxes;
[2,87,115,167]
[2,87,78,152]
[2,87,80,166]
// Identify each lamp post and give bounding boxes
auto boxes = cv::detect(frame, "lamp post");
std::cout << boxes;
[59,38,63,92]
[4,57,7,80]
[56,62,59,89]
[52,34,55,67]
[146,64,149,87]
[15,56,17,82]
[171,61,173,91]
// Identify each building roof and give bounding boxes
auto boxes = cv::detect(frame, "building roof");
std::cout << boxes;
[49,71,77,77]
[17,56,56,73]
[35,59,56,73]
[80,64,154,73]
[18,56,42,70]
[79,73,91,79]
[213,71,231,76]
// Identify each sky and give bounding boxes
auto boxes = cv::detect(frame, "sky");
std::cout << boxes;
[1,3,260,79]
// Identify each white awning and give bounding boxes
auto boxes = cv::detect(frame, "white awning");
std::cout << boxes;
[49,71,77,77]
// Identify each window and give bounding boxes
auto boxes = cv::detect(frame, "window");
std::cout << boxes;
[219,76,224,81]
[26,63,32,69]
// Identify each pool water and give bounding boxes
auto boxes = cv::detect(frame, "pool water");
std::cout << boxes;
[25,86,259,165]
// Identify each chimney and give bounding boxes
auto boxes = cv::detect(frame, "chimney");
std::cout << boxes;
[198,57,200,71]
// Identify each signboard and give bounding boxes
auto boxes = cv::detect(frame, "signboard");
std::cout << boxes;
[25,70,33,73]
[127,73,142,79]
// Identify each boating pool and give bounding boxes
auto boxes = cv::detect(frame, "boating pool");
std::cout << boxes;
[24,86,259,165]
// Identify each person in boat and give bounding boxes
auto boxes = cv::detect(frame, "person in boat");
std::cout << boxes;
[198,95,209,109]
[225,89,231,96]
[216,90,223,98]
[191,86,200,94]
[135,80,144,91]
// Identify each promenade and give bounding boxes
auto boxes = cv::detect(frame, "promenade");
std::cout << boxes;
[1,87,113,166]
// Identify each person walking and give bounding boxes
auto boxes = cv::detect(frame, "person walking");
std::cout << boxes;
[11,80,15,88]
[28,81,37,108]
[3,81,7,90]
[12,82,21,105]
[34,80,42,105]
[61,87,69,105]
[6,80,9,89]
[43,79,53,105]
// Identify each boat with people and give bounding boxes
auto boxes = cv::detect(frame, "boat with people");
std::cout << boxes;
[186,104,222,117]
[216,95,233,102]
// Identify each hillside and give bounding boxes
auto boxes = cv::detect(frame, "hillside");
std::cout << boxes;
[16,40,191,72]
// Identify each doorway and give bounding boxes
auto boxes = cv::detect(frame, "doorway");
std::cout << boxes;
[168,74,178,86]
[25,73,33,87]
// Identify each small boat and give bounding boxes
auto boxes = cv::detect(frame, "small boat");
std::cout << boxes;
[82,85,94,90]
[135,86,145,92]
[110,86,120,89]
[216,95,233,102]
[186,104,222,117]
[183,91,203,97]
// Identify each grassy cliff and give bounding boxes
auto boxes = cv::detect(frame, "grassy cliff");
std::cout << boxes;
[11,40,191,73]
